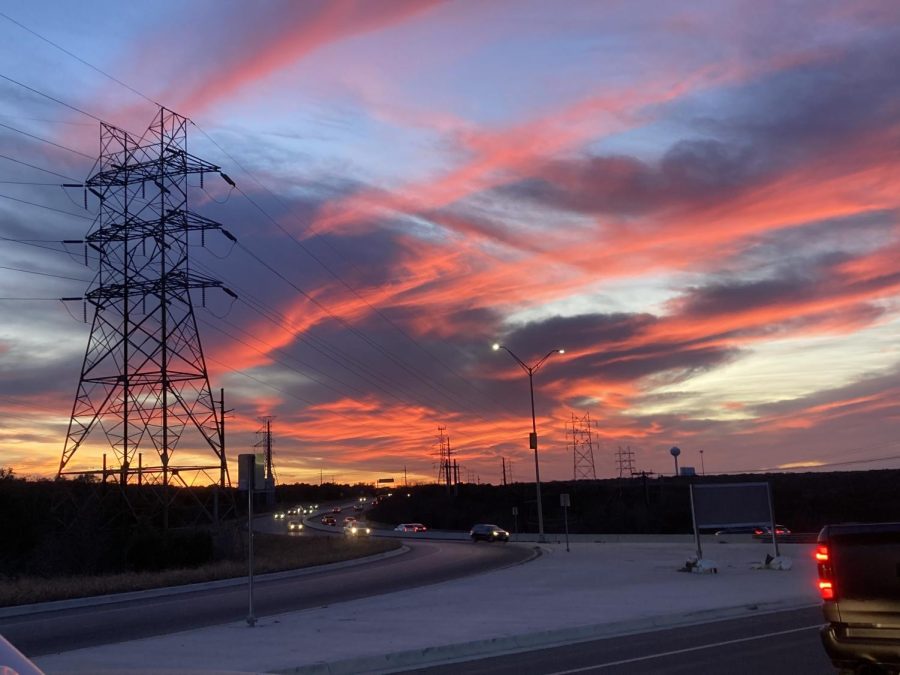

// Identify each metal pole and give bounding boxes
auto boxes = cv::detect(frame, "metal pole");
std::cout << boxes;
[767,482,780,558]
[529,370,545,541]
[563,504,569,552]
[689,483,702,561]
[247,472,256,627]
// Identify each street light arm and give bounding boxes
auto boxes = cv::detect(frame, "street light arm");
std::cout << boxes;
[496,344,531,374]
[532,349,563,373]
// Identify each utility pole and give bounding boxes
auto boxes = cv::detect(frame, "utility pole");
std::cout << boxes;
[501,457,508,485]
[58,107,236,525]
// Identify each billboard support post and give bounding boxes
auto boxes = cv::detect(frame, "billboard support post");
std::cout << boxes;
[238,453,259,627]
[689,484,702,561]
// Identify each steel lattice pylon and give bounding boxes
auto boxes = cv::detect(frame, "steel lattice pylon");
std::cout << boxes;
[59,108,234,499]
[568,412,597,480]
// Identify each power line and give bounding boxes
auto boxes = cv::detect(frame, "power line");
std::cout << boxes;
[0,18,512,428]
[0,152,80,180]
[232,240,493,421]
[0,191,93,219]
[0,121,94,159]
[0,263,89,283]
[0,72,103,122]
[0,11,162,108]
[229,177,511,418]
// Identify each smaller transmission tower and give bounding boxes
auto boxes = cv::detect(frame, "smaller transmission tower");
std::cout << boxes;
[568,412,597,480]
[615,445,637,478]
[254,416,276,504]
[435,426,453,488]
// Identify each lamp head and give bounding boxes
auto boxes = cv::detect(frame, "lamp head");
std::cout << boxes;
[558,349,565,354]
[492,343,501,351]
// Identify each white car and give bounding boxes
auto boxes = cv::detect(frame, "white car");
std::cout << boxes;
[287,519,303,532]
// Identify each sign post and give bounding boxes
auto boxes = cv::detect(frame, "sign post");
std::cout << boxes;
[238,453,262,627]
[560,493,571,552]
[512,506,519,542]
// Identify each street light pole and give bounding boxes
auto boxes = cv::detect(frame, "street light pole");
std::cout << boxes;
[493,343,564,543]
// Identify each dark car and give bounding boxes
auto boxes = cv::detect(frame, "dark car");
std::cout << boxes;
[470,524,509,542]
[321,515,337,526]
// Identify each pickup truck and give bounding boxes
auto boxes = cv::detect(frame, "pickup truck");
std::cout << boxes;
[816,522,900,673]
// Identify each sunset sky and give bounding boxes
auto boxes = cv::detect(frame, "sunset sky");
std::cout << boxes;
[2,0,900,486]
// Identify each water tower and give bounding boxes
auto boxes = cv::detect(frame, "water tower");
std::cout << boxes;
[669,446,681,476]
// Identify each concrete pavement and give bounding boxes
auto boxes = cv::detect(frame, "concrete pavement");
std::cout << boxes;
[31,538,820,674]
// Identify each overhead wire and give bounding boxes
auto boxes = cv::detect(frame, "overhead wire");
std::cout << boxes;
[0,13,515,439]
[230,239,492,421]
[0,152,80,180]
[0,191,93,220]
[0,120,94,160]
[0,11,163,108]
[0,263,90,283]
[0,65,474,418]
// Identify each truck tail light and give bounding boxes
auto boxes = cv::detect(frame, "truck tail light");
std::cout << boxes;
[816,542,836,600]
[818,580,835,600]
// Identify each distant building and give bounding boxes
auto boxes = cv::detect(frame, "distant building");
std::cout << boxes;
[679,466,697,476]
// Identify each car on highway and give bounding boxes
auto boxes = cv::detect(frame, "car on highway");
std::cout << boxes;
[344,522,371,536]
[273,511,286,521]
[394,523,427,533]
[332,506,342,513]
[342,516,357,526]
[470,523,510,542]
[287,519,303,532]
[755,525,791,535]
[714,524,791,537]
[320,515,337,526]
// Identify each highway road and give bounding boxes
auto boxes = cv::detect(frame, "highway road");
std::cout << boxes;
[1,537,532,657]
[411,606,832,674]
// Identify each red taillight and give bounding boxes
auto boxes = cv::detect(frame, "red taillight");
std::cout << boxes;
[818,580,835,600]
[815,545,829,562]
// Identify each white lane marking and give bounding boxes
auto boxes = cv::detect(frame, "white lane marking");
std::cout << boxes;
[547,623,825,673]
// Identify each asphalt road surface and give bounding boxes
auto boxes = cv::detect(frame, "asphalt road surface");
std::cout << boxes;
[410,606,833,674]
[1,538,532,657]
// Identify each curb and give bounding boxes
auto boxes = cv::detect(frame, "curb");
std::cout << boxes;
[0,546,410,619]
[272,598,821,674]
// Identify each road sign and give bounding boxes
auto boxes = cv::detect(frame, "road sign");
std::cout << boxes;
[512,506,519,515]
[560,493,571,507]
[377,477,394,483]
[237,453,263,491]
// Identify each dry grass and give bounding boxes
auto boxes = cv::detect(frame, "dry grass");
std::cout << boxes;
[0,534,400,608]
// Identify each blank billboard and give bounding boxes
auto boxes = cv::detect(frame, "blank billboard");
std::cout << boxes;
[691,482,771,528]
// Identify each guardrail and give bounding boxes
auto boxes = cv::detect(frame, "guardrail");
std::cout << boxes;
[752,532,818,544]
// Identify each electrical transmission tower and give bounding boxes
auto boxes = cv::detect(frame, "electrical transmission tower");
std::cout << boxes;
[254,416,276,504]
[58,108,236,521]
[615,445,637,478]
[435,426,453,488]
[568,412,597,480]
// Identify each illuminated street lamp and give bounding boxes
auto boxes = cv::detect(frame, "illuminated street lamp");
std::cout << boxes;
[492,343,565,541]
